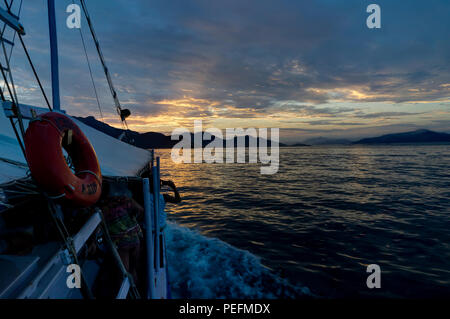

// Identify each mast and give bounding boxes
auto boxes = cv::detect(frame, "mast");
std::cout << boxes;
[47,0,60,111]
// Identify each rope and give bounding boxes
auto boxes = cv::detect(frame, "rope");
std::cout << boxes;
[46,200,95,299]
[0,156,27,168]
[97,208,141,299]
[29,116,63,136]
[1,0,22,94]
[0,177,40,201]
[0,54,27,154]
[75,3,104,121]
[3,0,11,11]
[0,17,20,113]
[75,169,102,184]
[47,193,66,200]
[0,52,25,137]
[78,0,129,131]
[0,0,35,151]
[0,3,96,299]
[18,34,52,111]
[0,0,50,112]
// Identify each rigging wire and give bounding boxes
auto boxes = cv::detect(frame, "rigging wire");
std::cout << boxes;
[0,0,51,112]
[18,34,52,111]
[76,11,104,121]
[3,0,11,11]
[0,0,34,158]
[78,0,129,132]
[0,59,26,137]
[0,5,108,300]
[0,0,21,93]
[0,31,19,109]
[0,3,19,106]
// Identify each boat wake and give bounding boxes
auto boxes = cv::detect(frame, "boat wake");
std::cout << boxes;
[165,222,311,299]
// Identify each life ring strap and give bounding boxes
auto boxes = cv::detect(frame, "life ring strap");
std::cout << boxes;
[48,192,66,200]
[76,170,102,184]
[30,116,64,136]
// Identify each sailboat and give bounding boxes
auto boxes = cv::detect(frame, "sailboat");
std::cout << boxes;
[0,0,170,299]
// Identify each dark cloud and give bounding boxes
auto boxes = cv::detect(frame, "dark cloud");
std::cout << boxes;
[6,0,450,140]
[354,111,425,119]
[301,120,365,126]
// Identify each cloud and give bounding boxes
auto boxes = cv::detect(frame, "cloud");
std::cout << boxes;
[300,120,365,126]
[7,0,450,141]
[353,111,425,119]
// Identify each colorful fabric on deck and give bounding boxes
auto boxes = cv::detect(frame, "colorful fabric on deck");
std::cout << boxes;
[100,196,143,249]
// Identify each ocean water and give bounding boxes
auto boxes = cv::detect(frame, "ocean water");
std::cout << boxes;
[156,145,450,298]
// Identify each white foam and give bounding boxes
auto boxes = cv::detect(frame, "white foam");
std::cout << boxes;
[165,221,311,298]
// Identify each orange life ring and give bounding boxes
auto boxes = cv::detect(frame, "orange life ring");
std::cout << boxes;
[24,112,102,207]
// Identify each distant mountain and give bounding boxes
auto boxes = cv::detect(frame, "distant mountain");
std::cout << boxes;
[217,135,287,148]
[290,143,310,147]
[75,116,175,148]
[75,116,286,149]
[353,129,450,144]
[303,137,351,145]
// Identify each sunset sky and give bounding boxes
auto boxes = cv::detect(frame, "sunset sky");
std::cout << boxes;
[8,0,450,143]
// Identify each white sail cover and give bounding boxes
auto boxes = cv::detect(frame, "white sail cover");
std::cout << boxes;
[0,109,151,185]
